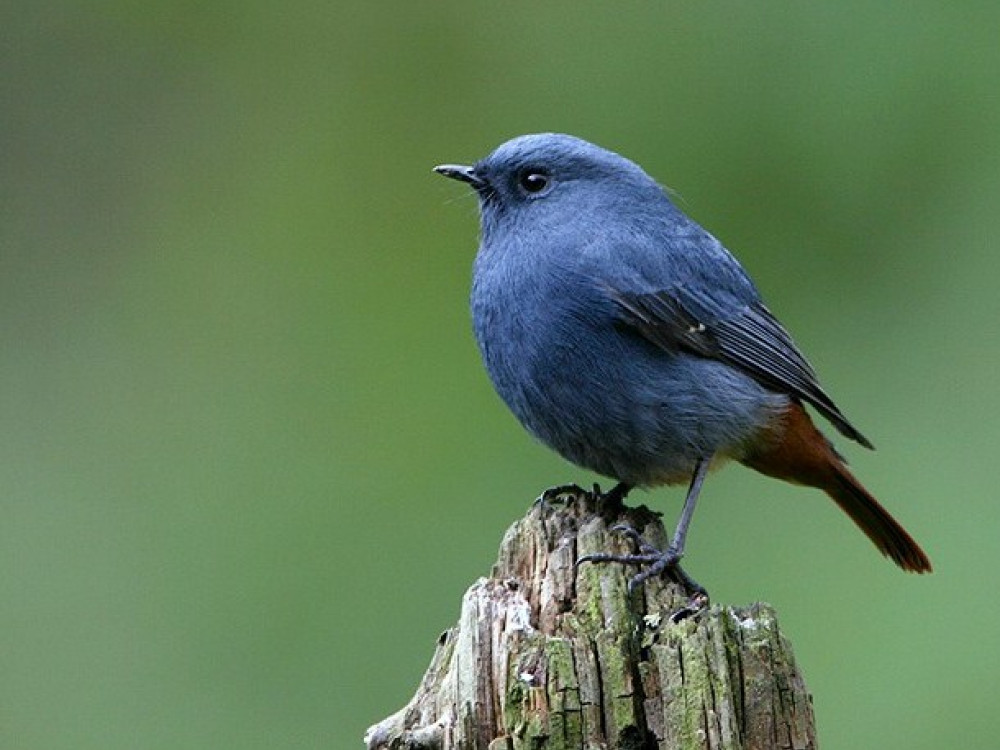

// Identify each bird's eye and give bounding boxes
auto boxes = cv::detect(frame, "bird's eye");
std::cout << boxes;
[518,170,552,195]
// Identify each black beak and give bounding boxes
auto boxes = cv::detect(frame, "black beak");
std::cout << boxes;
[433,164,487,189]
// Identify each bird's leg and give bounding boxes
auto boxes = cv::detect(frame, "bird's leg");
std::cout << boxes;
[593,481,631,512]
[536,483,590,510]
[577,458,711,602]
[627,457,709,589]
[537,481,631,513]
[668,457,709,560]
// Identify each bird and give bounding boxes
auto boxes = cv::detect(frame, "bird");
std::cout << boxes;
[434,133,931,592]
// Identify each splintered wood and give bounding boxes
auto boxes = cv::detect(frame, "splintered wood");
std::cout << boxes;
[365,489,816,750]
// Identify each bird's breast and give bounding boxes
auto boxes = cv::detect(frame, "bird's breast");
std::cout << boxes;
[469,241,782,486]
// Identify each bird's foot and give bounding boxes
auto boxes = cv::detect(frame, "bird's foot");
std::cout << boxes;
[535,483,590,510]
[535,482,633,523]
[590,482,631,513]
[576,523,709,618]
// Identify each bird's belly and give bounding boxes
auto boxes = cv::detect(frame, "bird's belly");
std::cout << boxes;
[483,329,785,487]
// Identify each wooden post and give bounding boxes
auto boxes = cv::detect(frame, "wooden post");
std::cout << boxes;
[365,487,817,750]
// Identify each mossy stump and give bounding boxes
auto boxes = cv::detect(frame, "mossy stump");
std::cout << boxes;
[365,488,817,750]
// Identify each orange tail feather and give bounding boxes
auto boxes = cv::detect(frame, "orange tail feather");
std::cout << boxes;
[742,402,931,573]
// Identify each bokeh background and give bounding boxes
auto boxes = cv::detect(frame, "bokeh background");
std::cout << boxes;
[3,3,998,748]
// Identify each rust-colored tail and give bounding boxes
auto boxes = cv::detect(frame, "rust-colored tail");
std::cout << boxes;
[825,462,932,572]
[742,402,932,573]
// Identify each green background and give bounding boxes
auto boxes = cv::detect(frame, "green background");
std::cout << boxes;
[3,3,998,748]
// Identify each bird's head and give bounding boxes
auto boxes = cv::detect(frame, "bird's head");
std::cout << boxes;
[435,133,671,238]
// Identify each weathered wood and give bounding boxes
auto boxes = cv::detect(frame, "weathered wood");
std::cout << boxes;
[365,487,817,750]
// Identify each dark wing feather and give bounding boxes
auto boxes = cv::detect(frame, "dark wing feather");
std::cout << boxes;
[611,287,874,449]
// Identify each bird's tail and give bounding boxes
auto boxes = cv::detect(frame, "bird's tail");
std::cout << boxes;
[825,462,932,573]
[742,402,932,573]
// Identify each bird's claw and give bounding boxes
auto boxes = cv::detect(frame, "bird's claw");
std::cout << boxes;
[625,545,683,592]
[536,483,589,507]
[669,591,710,623]
[575,550,663,570]
[535,484,588,514]
[592,482,630,510]
[577,526,707,603]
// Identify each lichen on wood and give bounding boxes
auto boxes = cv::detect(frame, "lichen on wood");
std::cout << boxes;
[364,488,817,750]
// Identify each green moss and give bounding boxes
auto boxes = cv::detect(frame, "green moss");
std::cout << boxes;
[545,638,581,749]
[504,678,526,736]
[595,632,640,743]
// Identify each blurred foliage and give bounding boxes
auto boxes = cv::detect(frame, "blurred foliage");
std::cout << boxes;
[2,2,998,748]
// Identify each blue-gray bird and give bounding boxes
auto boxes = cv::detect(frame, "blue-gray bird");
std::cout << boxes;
[435,133,930,589]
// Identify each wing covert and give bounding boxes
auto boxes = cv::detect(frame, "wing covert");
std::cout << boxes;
[610,286,873,449]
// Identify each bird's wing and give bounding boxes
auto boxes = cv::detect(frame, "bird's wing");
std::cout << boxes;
[609,285,873,449]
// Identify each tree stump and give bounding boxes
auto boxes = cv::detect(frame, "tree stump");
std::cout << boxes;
[364,487,817,750]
